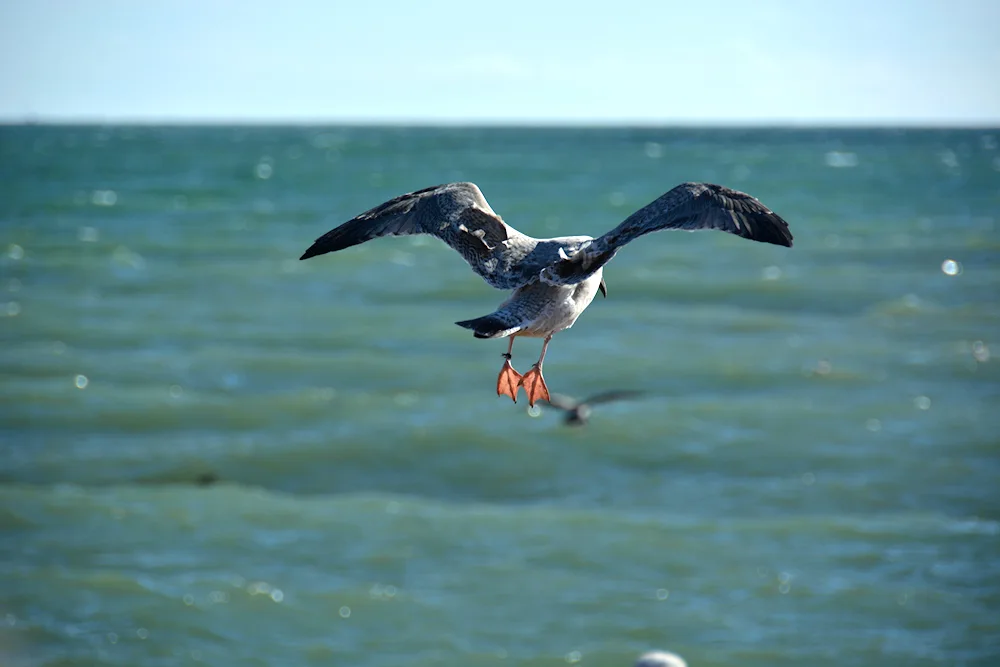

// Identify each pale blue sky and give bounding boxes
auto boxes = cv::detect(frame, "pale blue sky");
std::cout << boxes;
[2,0,998,124]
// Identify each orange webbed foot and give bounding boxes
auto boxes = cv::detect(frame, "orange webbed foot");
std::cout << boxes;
[497,359,522,402]
[518,365,550,407]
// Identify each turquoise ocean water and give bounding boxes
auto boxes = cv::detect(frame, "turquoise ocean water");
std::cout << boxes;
[1,126,998,666]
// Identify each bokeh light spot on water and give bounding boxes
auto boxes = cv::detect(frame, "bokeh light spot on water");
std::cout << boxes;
[565,650,582,664]
[939,150,959,169]
[209,590,228,604]
[169,384,183,398]
[107,632,117,644]
[255,159,274,180]
[183,594,194,606]
[111,245,146,271]
[815,360,832,376]
[609,191,626,207]
[655,588,670,600]
[941,259,961,276]
[91,190,117,207]
[8,244,24,260]
[914,395,932,410]
[369,583,399,600]
[972,341,990,363]
[801,472,816,485]
[778,571,792,594]
[270,589,284,603]
[77,226,99,242]
[247,581,272,596]
[824,151,858,168]
[136,627,149,639]
[75,374,89,389]
[761,265,782,281]
[339,605,351,618]
[5,301,20,317]
[53,341,66,355]
[644,142,663,159]
[527,405,542,418]
[866,418,882,432]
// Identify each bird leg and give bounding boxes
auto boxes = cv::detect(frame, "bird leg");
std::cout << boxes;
[496,336,522,403]
[519,335,552,407]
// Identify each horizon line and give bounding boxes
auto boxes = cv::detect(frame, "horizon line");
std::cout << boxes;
[1,116,999,131]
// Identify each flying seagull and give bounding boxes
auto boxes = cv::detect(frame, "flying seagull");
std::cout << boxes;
[300,181,792,406]
[542,390,647,426]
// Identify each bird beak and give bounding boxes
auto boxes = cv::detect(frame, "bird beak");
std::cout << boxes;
[599,278,607,298]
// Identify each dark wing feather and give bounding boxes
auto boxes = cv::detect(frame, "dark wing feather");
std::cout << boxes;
[540,182,792,286]
[608,182,793,249]
[300,182,533,290]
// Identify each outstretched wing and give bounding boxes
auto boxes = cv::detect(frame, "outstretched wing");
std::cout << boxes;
[540,182,792,286]
[300,182,535,290]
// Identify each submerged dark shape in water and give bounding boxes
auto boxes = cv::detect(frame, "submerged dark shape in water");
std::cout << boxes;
[541,390,647,426]
[194,471,220,486]
[301,181,791,407]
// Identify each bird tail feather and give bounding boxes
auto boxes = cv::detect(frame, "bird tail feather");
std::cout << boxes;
[454,314,522,339]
